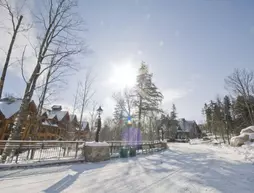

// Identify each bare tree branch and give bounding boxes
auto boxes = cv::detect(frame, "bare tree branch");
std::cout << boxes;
[20,45,28,83]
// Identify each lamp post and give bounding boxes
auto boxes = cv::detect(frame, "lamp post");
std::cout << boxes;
[95,106,103,142]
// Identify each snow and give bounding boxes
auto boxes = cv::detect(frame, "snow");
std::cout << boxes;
[178,119,195,132]
[240,126,254,134]
[0,99,22,119]
[0,143,254,193]
[48,110,68,121]
[0,146,84,165]
[85,141,110,147]
[42,120,58,127]
[249,133,254,140]
[190,138,254,163]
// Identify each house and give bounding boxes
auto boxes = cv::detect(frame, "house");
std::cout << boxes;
[0,97,37,140]
[46,105,70,140]
[177,118,201,139]
[38,108,59,140]
[68,114,80,140]
[75,121,90,140]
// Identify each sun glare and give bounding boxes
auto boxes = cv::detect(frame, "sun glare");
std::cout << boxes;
[109,63,137,89]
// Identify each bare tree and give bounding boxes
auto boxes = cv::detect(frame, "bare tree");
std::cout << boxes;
[36,49,76,116]
[77,70,95,139]
[113,88,135,117]
[0,0,28,98]
[87,100,98,140]
[225,68,254,125]
[72,82,81,115]
[89,100,98,131]
[1,0,86,162]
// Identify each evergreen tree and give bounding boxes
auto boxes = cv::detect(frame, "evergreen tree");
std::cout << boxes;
[135,62,163,129]
[166,104,178,139]
[203,103,212,133]
[223,95,233,143]
[170,104,177,120]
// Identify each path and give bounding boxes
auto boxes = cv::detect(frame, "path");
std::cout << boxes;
[0,143,253,193]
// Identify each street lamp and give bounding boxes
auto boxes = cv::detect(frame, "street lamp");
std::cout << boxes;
[95,106,103,142]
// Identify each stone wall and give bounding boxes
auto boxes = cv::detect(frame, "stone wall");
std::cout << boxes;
[84,145,110,162]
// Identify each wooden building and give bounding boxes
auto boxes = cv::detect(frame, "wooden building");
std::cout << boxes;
[0,100,90,141]
[38,108,59,140]
[0,98,37,140]
[75,121,90,140]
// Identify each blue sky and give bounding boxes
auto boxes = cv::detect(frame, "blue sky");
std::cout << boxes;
[1,0,254,122]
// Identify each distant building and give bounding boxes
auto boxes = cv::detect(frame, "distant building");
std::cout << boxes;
[177,118,201,139]
[38,108,59,140]
[75,121,90,140]
[0,100,90,141]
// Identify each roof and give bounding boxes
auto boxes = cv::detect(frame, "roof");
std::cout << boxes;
[70,114,77,122]
[48,110,69,121]
[178,119,196,132]
[42,120,58,127]
[77,121,89,131]
[41,108,50,116]
[0,98,23,119]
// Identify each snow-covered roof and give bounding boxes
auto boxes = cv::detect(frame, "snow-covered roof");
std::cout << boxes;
[48,110,68,121]
[0,98,23,119]
[41,120,58,127]
[41,108,50,116]
[69,114,77,122]
[76,121,89,131]
[178,119,196,132]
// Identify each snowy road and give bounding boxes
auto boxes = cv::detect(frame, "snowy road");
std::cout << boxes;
[0,143,254,193]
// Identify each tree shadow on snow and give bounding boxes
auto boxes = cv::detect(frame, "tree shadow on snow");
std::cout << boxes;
[43,161,110,193]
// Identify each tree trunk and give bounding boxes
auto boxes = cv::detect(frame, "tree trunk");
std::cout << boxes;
[38,66,52,116]
[1,63,40,162]
[138,96,142,129]
[0,16,23,98]
[220,128,226,144]
[0,97,29,162]
[225,120,230,144]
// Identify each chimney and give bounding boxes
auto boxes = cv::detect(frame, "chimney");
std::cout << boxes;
[51,105,62,111]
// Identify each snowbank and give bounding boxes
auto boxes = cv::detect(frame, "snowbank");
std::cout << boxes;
[240,126,254,134]
[230,126,254,147]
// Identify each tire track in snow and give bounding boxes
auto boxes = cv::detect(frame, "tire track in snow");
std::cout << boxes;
[137,168,183,193]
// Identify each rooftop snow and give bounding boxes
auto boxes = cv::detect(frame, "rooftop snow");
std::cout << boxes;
[178,119,196,132]
[48,110,68,121]
[0,99,22,119]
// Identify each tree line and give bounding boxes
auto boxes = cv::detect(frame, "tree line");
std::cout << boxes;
[202,68,254,143]
[99,62,178,142]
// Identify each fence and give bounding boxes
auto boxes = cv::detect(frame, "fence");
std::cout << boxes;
[0,140,167,165]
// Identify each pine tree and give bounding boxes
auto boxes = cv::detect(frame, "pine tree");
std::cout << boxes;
[203,103,212,133]
[224,95,233,143]
[170,104,177,120]
[135,62,163,129]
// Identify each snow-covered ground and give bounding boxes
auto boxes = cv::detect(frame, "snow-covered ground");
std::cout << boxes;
[0,143,254,193]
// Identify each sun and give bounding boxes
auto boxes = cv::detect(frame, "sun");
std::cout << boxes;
[109,63,137,89]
